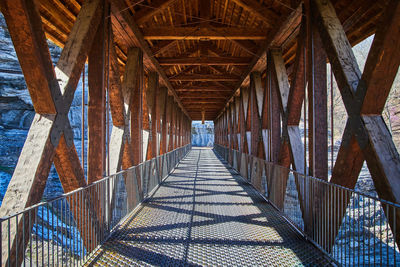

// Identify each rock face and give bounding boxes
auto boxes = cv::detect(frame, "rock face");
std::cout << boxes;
[191,121,214,147]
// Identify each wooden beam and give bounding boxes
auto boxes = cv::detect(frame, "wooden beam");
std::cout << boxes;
[178,94,228,98]
[143,27,267,40]
[158,57,252,65]
[175,85,232,91]
[170,74,240,82]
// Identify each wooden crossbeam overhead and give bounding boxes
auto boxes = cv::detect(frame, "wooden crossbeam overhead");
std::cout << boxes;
[179,94,228,99]
[175,85,232,91]
[142,27,267,40]
[170,74,240,82]
[158,57,252,65]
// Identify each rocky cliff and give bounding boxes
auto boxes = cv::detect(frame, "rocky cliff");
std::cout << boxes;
[191,121,214,147]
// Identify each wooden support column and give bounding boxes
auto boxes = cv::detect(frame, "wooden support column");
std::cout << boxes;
[147,72,158,158]
[306,2,328,179]
[312,0,400,249]
[239,89,246,153]
[159,87,168,155]
[167,96,174,151]
[142,78,150,161]
[131,51,144,165]
[88,8,106,183]
[267,54,281,163]
[250,72,264,159]
[234,96,240,151]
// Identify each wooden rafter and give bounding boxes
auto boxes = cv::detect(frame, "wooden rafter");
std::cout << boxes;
[143,27,267,40]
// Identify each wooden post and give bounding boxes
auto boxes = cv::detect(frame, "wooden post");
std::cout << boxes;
[147,72,158,158]
[306,1,328,179]
[159,87,168,155]
[88,8,106,183]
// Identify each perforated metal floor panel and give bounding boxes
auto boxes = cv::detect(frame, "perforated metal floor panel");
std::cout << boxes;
[85,148,333,266]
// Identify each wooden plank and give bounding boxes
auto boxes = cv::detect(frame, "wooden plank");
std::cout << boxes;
[142,27,267,40]
[131,49,143,165]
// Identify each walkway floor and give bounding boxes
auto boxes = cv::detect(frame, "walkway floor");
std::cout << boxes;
[86,148,333,266]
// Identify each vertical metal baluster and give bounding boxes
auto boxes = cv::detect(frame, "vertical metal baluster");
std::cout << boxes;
[357,193,360,266]
[15,215,18,267]
[386,204,389,265]
[35,209,38,267]
[374,200,376,265]
[80,190,83,264]
[393,206,396,265]
[86,189,89,259]
[29,210,32,266]
[51,203,54,267]
[344,190,347,266]
[41,207,44,266]
[368,198,370,266]
[0,218,2,266]
[380,202,383,265]
[47,205,50,266]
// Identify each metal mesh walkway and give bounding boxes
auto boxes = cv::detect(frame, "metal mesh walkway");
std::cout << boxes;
[85,148,333,266]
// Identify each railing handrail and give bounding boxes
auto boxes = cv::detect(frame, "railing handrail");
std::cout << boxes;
[0,144,191,221]
[215,144,400,209]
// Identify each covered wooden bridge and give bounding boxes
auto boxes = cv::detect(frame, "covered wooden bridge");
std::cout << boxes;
[0,0,399,266]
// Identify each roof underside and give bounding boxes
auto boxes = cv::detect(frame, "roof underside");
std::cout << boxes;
[36,0,386,120]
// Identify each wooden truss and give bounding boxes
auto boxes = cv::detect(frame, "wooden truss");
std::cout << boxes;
[0,0,191,265]
[215,0,400,250]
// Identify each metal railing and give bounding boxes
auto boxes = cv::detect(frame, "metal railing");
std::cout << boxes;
[0,144,191,266]
[214,144,400,266]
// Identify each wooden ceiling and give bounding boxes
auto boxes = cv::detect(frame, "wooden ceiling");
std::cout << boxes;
[33,0,387,121]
